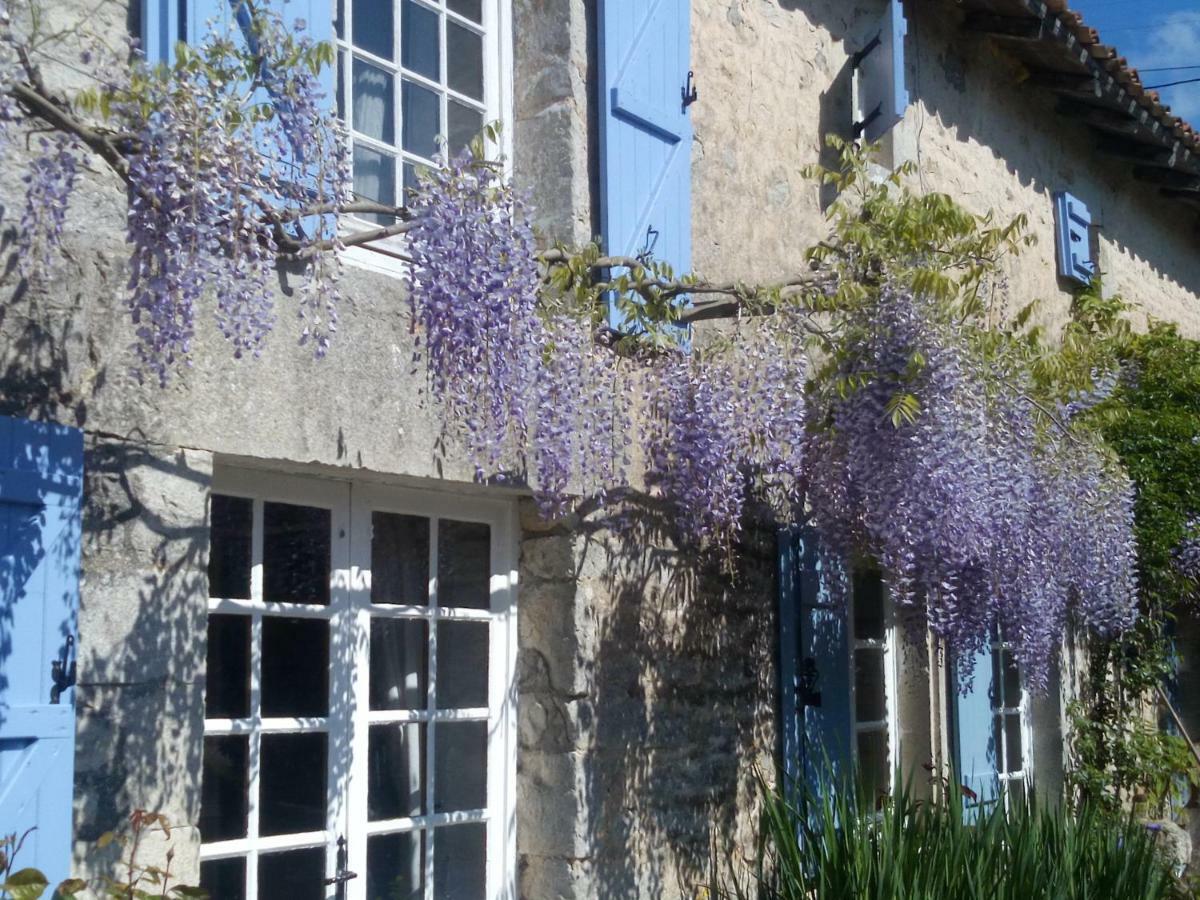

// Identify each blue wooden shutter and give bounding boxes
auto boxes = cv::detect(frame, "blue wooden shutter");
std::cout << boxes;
[952,644,1000,820]
[139,0,182,64]
[779,529,853,809]
[0,416,84,888]
[141,0,333,110]
[1053,192,1095,285]
[598,0,693,332]
[854,0,908,143]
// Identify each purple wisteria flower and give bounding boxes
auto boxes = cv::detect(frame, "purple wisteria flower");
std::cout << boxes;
[18,134,78,278]
[805,286,1137,689]
[1174,518,1200,585]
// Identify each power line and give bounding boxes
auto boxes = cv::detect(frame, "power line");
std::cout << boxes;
[1145,76,1200,89]
[1140,65,1200,73]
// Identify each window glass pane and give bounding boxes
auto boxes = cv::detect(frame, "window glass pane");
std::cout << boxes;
[446,21,483,100]
[258,847,326,900]
[854,649,887,722]
[206,614,250,719]
[352,0,393,59]
[852,570,884,641]
[353,58,395,144]
[200,857,246,900]
[401,80,441,158]
[263,502,331,605]
[337,50,346,120]
[369,831,424,900]
[401,0,439,80]
[446,0,481,23]
[372,512,430,605]
[436,621,488,708]
[371,618,428,710]
[437,520,490,609]
[433,823,485,899]
[259,733,328,836]
[200,735,248,842]
[369,724,426,820]
[434,721,486,812]
[403,161,422,205]
[353,144,397,222]
[335,0,344,37]
[856,730,890,802]
[262,617,330,718]
[1003,712,1023,774]
[447,100,483,157]
[209,494,251,600]
[1002,651,1021,708]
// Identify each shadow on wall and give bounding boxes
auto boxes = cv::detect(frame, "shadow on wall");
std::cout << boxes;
[519,498,779,900]
[0,221,101,427]
[756,0,1200,297]
[72,440,209,847]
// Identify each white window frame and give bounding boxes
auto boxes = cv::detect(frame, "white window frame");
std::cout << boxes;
[990,635,1033,804]
[847,577,900,796]
[200,467,519,900]
[334,0,514,279]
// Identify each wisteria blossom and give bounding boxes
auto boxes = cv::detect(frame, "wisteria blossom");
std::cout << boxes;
[4,6,349,382]
[1175,518,1200,585]
[643,318,808,546]
[404,151,544,480]
[19,135,78,278]
[1,3,1143,682]
[805,287,1138,688]
[0,0,16,135]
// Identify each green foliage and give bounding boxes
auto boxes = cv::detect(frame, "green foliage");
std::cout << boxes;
[0,812,206,900]
[804,135,1033,316]
[797,137,1120,430]
[1067,321,1200,813]
[708,776,1187,900]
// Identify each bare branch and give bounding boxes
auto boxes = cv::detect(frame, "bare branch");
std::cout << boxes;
[9,80,134,182]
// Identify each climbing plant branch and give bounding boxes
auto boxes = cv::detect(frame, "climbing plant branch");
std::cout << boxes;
[0,0,1144,683]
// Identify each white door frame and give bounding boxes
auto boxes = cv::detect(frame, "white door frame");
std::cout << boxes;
[202,468,519,900]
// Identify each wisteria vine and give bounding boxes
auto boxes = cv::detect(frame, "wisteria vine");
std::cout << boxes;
[4,2,348,382]
[803,287,1137,688]
[1,1,1147,680]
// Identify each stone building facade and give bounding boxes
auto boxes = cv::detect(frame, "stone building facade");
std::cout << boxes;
[3,0,1200,898]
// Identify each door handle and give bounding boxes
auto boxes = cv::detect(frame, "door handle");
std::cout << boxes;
[325,835,358,900]
[799,656,822,708]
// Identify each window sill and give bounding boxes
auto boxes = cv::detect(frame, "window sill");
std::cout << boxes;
[339,216,411,280]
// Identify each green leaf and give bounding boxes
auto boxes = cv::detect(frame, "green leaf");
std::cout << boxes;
[168,887,211,898]
[2,868,49,900]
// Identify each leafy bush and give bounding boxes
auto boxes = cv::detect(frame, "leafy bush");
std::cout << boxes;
[709,777,1187,900]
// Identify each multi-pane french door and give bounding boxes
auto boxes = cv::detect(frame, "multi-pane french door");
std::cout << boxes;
[199,469,517,900]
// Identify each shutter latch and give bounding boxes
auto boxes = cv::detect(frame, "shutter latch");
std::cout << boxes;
[50,635,76,704]
[799,656,822,708]
[681,70,698,109]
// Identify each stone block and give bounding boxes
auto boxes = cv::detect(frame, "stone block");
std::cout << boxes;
[517,750,592,860]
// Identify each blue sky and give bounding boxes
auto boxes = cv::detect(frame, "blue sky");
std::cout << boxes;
[1069,0,1200,122]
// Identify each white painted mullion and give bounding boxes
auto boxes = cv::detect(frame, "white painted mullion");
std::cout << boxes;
[425,516,439,900]
[486,502,517,900]
[245,498,265,899]
[438,2,448,164]
[247,611,263,899]
[394,0,405,202]
[492,0,513,168]
[882,588,899,793]
[343,487,372,900]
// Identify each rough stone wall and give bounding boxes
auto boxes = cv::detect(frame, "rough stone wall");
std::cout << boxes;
[691,0,1200,336]
[513,0,596,246]
[1,1,781,896]
[516,500,777,900]
[73,444,212,885]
